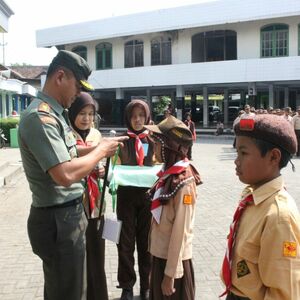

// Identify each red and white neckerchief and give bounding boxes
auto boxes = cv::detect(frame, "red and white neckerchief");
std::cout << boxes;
[77,139,100,218]
[220,193,254,297]
[151,158,190,224]
[127,130,149,166]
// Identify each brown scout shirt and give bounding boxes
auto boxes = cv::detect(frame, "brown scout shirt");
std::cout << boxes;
[228,176,300,300]
[149,173,197,279]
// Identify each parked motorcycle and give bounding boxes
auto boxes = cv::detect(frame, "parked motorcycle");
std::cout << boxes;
[0,128,7,148]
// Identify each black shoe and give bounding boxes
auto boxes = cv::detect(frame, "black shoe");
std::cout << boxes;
[140,289,150,300]
[120,288,133,300]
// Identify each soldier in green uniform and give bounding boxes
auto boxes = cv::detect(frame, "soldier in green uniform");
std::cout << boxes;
[18,50,127,300]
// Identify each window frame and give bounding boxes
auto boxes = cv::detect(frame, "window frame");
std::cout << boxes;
[96,42,112,70]
[151,36,172,66]
[124,39,144,68]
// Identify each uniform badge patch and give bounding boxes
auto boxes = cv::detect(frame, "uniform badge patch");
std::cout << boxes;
[283,242,297,258]
[183,194,192,205]
[237,260,250,278]
[38,102,51,113]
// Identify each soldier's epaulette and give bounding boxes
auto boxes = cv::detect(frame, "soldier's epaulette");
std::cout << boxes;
[38,102,51,114]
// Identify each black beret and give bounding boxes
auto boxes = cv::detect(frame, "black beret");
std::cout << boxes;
[234,114,297,155]
[49,50,94,91]
[144,115,193,147]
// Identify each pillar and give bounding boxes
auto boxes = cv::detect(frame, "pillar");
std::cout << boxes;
[268,84,274,109]
[115,88,124,125]
[176,85,184,121]
[203,87,208,128]
[224,89,229,125]
[284,87,289,108]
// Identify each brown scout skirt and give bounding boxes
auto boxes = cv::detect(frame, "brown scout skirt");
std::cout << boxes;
[149,256,195,300]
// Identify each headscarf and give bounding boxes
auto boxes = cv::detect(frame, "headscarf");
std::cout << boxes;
[124,99,151,133]
[68,92,96,141]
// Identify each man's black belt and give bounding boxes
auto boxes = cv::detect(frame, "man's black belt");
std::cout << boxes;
[33,196,83,210]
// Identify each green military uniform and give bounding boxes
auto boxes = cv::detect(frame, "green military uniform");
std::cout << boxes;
[19,91,88,300]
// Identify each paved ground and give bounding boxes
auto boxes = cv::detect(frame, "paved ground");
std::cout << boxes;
[0,138,299,300]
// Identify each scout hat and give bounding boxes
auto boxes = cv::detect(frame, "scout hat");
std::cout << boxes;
[234,114,297,155]
[48,50,94,91]
[144,115,193,147]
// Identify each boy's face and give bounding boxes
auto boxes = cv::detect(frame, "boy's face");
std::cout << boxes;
[130,106,146,131]
[235,136,280,189]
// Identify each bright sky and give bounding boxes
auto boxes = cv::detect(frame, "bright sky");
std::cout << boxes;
[4,0,215,66]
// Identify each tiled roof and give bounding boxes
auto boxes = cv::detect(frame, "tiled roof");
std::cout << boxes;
[9,66,48,79]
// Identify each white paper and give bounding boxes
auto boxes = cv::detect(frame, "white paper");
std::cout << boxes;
[102,216,122,244]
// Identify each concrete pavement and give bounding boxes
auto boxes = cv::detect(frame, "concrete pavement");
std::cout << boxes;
[0,139,299,300]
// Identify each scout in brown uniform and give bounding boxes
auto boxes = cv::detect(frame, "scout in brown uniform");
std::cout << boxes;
[220,114,300,300]
[116,99,155,300]
[144,116,202,300]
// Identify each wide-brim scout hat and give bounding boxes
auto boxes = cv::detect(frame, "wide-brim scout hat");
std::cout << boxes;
[144,115,193,147]
[234,114,297,155]
[49,50,94,91]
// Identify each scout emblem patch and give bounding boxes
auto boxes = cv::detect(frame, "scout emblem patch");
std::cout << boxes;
[183,194,192,205]
[239,119,255,131]
[283,241,297,258]
[237,260,250,278]
[38,102,51,113]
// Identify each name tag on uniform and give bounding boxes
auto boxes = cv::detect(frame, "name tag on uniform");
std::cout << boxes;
[142,143,149,156]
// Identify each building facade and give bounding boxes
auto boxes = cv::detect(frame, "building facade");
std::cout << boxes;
[36,0,300,126]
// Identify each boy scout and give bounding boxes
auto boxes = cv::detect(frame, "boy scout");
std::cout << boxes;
[220,114,300,300]
[144,116,202,300]
[18,50,127,300]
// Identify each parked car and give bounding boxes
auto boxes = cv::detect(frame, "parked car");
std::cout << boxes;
[190,106,221,122]
[216,106,241,122]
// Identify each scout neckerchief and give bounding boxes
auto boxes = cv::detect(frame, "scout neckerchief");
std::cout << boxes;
[220,193,254,297]
[127,129,149,166]
[77,139,102,218]
[151,158,190,224]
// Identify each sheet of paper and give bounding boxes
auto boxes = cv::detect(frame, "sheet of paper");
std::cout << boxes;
[102,216,122,244]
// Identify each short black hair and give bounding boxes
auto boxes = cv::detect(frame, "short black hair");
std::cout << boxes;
[252,138,291,169]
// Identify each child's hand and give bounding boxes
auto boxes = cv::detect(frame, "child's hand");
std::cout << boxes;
[161,275,175,296]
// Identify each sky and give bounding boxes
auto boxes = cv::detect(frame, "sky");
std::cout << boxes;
[4,0,215,66]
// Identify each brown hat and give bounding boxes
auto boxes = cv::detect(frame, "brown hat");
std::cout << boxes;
[234,114,297,154]
[48,50,94,91]
[144,115,193,147]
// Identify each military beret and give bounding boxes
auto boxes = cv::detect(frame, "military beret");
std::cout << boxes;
[144,115,193,147]
[49,50,94,91]
[234,114,297,155]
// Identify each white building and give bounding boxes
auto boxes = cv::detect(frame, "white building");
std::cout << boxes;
[0,0,37,118]
[36,0,300,126]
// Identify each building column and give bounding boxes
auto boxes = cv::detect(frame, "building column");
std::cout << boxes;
[284,87,289,108]
[115,88,124,126]
[8,94,12,116]
[146,88,152,113]
[203,87,208,128]
[1,92,5,118]
[191,93,196,119]
[176,85,184,121]
[268,84,274,109]
[224,89,229,125]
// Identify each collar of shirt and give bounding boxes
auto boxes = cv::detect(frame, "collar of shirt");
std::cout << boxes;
[243,175,284,206]
[37,91,64,116]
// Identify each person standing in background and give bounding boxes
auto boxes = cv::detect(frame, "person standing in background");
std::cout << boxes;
[184,112,196,160]
[292,106,300,157]
[68,92,108,300]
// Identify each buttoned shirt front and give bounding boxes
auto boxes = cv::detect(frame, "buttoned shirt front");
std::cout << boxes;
[229,176,300,300]
[19,91,83,207]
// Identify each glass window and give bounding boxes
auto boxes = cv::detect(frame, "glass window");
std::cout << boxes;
[124,40,144,68]
[96,43,112,70]
[192,30,237,63]
[151,37,172,65]
[261,24,288,57]
[72,46,87,61]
